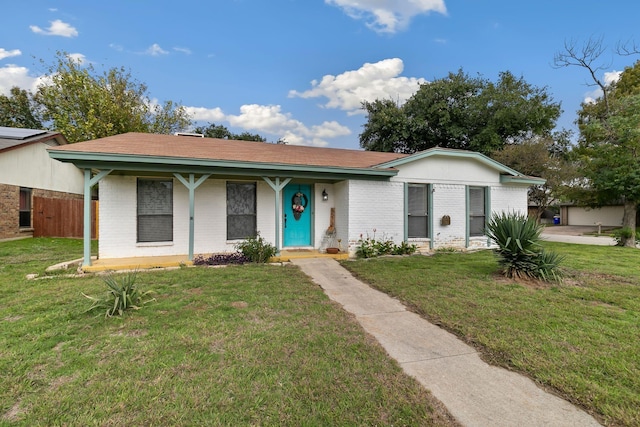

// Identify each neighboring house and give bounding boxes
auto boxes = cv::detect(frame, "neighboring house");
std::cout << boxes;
[557,204,640,227]
[47,132,544,266]
[0,127,84,240]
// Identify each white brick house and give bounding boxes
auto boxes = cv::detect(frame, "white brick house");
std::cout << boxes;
[48,132,543,266]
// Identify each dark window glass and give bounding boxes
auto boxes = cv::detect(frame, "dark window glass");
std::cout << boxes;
[227,182,257,240]
[19,187,31,228]
[469,187,486,236]
[408,184,428,238]
[137,179,173,242]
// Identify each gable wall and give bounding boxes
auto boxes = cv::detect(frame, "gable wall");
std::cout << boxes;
[0,143,83,194]
[393,155,500,184]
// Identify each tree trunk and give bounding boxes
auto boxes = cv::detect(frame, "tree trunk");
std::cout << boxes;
[621,200,637,247]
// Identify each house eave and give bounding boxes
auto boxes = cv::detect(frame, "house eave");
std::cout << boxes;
[500,175,546,185]
[47,150,398,181]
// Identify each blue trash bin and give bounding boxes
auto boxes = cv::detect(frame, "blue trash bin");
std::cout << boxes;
[553,215,560,225]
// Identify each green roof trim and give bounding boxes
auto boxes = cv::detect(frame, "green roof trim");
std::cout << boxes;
[48,150,398,181]
[500,175,546,185]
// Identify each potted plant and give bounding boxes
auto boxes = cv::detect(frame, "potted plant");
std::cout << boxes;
[325,232,341,254]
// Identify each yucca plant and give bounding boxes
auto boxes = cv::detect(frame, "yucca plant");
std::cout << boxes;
[83,270,155,317]
[486,212,563,282]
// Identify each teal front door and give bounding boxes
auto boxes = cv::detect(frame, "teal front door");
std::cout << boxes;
[283,184,312,247]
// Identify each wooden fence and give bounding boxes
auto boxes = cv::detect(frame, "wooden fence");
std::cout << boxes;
[33,196,97,239]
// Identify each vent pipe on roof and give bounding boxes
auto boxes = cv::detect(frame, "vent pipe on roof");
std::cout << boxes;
[174,132,204,138]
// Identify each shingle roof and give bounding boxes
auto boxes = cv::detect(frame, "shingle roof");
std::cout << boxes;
[0,127,66,153]
[48,132,408,169]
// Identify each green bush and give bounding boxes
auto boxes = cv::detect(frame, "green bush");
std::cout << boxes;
[356,232,417,258]
[235,232,277,263]
[486,212,563,282]
[611,227,640,246]
[83,271,155,318]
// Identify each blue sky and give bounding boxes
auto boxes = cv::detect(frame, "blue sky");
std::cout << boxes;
[1,1,639,149]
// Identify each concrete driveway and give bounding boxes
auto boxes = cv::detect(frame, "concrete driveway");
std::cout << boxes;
[541,226,616,246]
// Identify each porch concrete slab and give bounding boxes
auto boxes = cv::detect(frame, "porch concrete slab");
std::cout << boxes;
[291,258,601,427]
[82,255,192,272]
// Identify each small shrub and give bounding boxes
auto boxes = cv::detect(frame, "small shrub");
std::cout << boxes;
[611,227,640,246]
[235,233,277,263]
[356,231,417,258]
[83,271,155,318]
[486,212,563,282]
[193,252,249,266]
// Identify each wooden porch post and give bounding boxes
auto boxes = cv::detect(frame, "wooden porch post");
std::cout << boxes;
[262,177,291,254]
[83,168,112,267]
[174,173,210,261]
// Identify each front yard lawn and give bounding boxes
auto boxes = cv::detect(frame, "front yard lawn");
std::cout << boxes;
[0,238,456,426]
[343,242,640,427]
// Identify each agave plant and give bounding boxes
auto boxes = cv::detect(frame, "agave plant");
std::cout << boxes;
[486,212,563,281]
[83,270,155,317]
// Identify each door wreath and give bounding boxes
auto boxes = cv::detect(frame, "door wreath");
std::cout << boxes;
[291,191,308,220]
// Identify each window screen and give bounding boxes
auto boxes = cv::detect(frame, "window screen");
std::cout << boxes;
[227,182,257,240]
[137,179,173,242]
[408,184,428,238]
[469,187,486,236]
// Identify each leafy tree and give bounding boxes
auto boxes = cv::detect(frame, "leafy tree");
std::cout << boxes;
[34,52,191,142]
[192,122,266,142]
[491,132,576,220]
[555,38,640,246]
[0,87,43,129]
[360,69,561,155]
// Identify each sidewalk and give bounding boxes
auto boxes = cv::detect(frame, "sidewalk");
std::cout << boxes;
[292,258,601,427]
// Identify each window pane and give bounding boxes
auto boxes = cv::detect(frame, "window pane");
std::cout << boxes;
[470,217,485,236]
[227,183,257,240]
[138,180,172,215]
[469,187,485,236]
[138,215,173,242]
[227,215,257,240]
[19,188,31,227]
[469,188,484,216]
[408,185,427,215]
[137,179,173,242]
[408,216,428,238]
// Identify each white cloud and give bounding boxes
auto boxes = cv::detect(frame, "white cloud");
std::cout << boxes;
[289,58,425,115]
[583,70,623,104]
[67,53,87,64]
[145,44,169,56]
[109,43,124,52]
[185,103,351,147]
[0,64,40,95]
[173,47,192,55]
[0,48,21,60]
[326,0,447,33]
[184,106,226,123]
[30,19,78,37]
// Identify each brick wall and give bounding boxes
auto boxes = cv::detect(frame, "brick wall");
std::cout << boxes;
[346,180,404,254]
[0,184,86,240]
[0,183,20,239]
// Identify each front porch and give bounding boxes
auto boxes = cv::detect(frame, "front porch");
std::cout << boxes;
[81,250,349,273]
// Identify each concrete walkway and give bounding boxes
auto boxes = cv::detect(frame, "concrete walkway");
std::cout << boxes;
[292,258,601,427]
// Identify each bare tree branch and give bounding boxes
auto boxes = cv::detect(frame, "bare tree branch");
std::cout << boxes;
[553,36,611,113]
[616,38,640,56]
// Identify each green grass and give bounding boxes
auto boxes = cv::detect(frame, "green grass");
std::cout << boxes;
[0,238,455,426]
[342,242,640,427]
